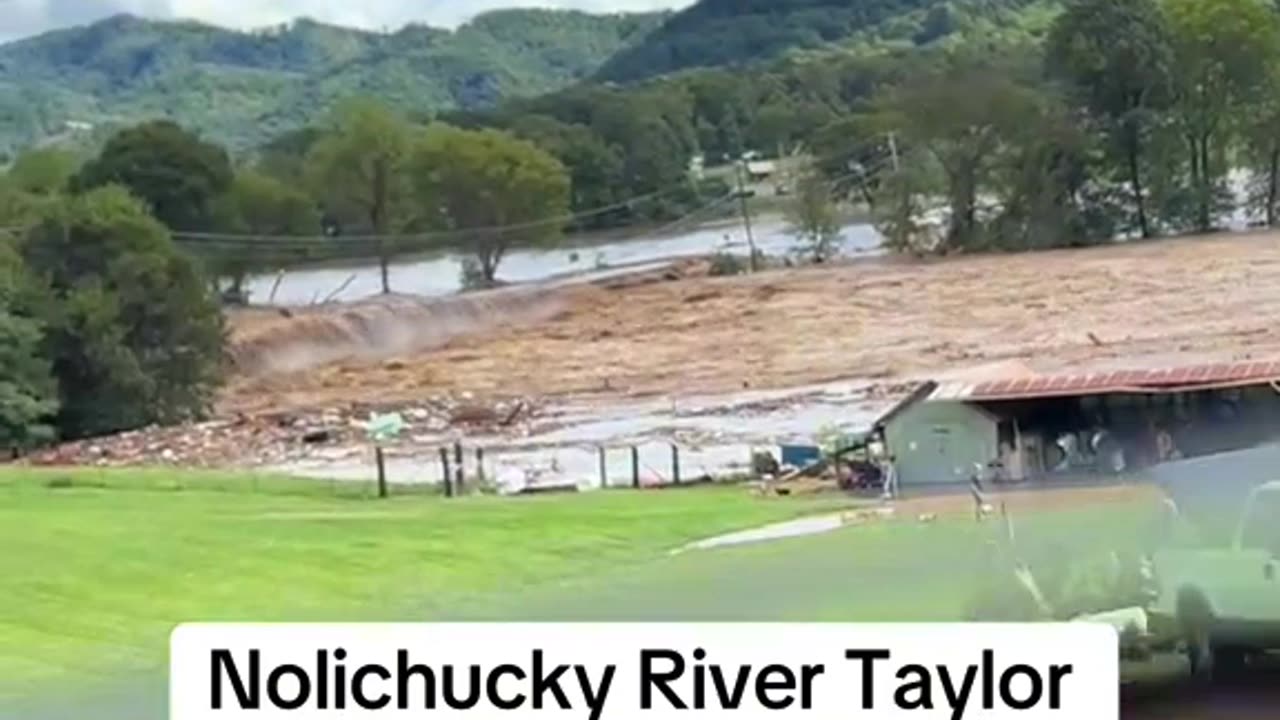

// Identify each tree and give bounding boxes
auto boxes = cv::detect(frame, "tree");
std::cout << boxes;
[786,164,842,262]
[1045,0,1174,239]
[0,245,57,452]
[20,186,225,439]
[207,170,323,301]
[871,48,1040,252]
[1244,67,1280,226]
[988,92,1117,250]
[507,115,626,227]
[72,120,234,231]
[0,177,43,230]
[410,124,570,285]
[8,148,79,196]
[1165,0,1280,231]
[304,99,417,295]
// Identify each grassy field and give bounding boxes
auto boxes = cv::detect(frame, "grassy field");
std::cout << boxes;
[3,467,1162,708]
[0,468,853,700]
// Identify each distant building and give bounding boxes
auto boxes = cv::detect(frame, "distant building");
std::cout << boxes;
[688,154,705,181]
[744,160,776,183]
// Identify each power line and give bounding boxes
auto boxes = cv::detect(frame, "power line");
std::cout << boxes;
[170,181,701,244]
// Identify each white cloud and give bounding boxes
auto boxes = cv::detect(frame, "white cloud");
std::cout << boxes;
[0,0,689,41]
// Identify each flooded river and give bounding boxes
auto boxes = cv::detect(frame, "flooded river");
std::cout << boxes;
[245,216,883,306]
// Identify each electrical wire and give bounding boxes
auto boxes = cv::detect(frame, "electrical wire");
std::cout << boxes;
[172,154,900,255]
[169,180,703,244]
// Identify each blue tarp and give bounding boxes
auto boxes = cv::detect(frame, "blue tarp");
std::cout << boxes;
[780,444,822,468]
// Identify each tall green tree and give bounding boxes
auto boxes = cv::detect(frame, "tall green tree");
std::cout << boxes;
[0,245,57,452]
[786,163,842,262]
[20,186,225,439]
[507,115,626,226]
[1045,0,1174,239]
[207,170,323,300]
[1244,67,1280,226]
[1165,0,1280,231]
[305,99,416,294]
[71,120,234,231]
[871,49,1040,252]
[410,125,570,285]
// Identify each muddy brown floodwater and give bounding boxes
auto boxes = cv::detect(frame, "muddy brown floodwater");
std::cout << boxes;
[221,230,1280,417]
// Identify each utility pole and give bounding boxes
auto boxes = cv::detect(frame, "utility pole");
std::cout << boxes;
[736,158,758,273]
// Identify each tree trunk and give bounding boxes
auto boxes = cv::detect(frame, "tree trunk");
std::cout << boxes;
[1268,147,1279,228]
[1198,134,1212,232]
[372,160,391,295]
[1124,126,1151,239]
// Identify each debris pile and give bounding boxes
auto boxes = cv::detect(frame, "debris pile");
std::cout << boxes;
[21,394,541,469]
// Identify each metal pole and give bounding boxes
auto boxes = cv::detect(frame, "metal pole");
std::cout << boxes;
[671,444,681,485]
[631,446,641,489]
[736,161,758,273]
[599,446,608,489]
[475,447,485,486]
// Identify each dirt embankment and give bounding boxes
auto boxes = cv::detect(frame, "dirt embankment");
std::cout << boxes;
[220,231,1280,417]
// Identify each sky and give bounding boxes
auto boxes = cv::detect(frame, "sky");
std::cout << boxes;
[0,0,691,42]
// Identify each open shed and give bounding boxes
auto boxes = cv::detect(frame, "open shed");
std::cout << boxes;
[881,359,1280,488]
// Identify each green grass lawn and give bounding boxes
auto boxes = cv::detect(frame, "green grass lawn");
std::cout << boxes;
[2,467,1162,709]
[0,468,853,700]
[453,502,1161,622]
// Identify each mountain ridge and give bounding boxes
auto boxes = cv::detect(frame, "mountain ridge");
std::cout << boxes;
[0,9,669,157]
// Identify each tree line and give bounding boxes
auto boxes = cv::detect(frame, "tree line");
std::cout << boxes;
[0,103,581,451]
[850,0,1280,254]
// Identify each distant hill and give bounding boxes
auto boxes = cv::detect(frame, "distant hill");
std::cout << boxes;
[595,0,1054,83]
[0,10,667,158]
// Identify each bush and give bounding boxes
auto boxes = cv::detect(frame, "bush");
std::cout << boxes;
[708,252,746,276]
[0,245,57,451]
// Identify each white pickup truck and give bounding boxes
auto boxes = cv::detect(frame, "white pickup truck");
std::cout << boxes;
[1150,480,1280,679]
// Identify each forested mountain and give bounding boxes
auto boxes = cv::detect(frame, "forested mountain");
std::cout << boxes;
[595,0,1053,83]
[0,10,667,158]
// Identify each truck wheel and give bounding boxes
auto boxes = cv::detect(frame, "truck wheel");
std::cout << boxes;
[1185,623,1214,680]
[1178,591,1215,681]
[1211,645,1248,681]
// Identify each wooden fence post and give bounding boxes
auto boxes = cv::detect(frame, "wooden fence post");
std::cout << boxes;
[440,447,453,498]
[454,441,465,495]
[375,446,388,498]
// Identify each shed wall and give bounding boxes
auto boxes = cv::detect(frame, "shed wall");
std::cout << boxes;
[884,402,998,486]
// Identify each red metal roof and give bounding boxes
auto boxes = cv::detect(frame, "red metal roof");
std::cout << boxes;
[930,360,1280,402]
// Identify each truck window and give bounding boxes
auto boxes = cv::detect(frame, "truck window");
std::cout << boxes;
[1239,489,1280,555]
